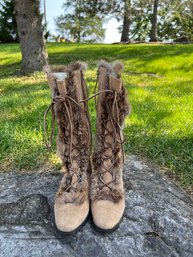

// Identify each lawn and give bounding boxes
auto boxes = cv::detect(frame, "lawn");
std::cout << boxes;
[0,43,193,186]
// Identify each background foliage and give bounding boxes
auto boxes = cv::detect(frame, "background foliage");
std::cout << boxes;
[0,0,18,43]
[1,0,193,43]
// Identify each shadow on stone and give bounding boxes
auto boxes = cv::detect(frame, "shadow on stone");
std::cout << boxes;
[0,194,50,225]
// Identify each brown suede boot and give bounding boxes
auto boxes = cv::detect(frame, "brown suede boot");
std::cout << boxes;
[44,62,91,233]
[90,61,130,232]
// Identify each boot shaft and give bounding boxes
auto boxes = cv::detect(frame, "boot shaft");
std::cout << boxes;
[95,61,130,165]
[46,65,91,233]
[45,62,91,170]
[91,61,130,203]
[90,61,131,232]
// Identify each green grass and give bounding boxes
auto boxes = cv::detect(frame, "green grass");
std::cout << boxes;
[0,43,193,185]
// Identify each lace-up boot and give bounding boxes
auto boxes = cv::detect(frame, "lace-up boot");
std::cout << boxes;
[91,61,130,232]
[44,62,91,233]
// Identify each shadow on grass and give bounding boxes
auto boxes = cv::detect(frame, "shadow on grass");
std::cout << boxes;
[0,81,50,118]
[0,61,21,78]
[0,43,21,53]
[48,44,193,72]
[1,80,48,95]
[1,43,192,78]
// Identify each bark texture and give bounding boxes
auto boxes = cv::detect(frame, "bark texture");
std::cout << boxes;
[14,0,47,74]
[121,0,131,42]
[149,0,159,42]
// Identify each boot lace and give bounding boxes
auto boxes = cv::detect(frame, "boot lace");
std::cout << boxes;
[80,73,125,191]
[44,74,90,192]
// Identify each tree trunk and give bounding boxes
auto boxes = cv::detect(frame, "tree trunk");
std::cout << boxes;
[14,0,47,75]
[121,0,131,42]
[149,0,159,42]
[77,0,81,42]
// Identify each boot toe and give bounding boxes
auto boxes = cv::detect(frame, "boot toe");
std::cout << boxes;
[91,199,125,230]
[54,200,89,233]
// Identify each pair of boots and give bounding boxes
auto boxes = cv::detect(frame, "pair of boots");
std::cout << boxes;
[44,61,130,234]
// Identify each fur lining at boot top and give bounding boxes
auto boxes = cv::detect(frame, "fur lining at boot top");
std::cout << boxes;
[44,61,87,74]
[45,61,90,205]
[44,62,87,99]
[90,60,131,203]
[98,60,124,75]
[98,60,131,123]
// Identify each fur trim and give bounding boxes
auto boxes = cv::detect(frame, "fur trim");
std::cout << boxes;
[67,61,87,72]
[52,66,90,205]
[56,172,89,204]
[91,60,130,203]
[118,85,131,121]
[90,150,124,203]
[43,64,51,74]
[98,60,124,75]
[55,69,90,166]
[44,61,87,76]
[90,187,124,203]
[50,66,68,73]
[98,60,112,70]
[79,61,88,71]
[112,61,124,74]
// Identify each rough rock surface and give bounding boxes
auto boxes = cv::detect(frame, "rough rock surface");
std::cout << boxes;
[0,155,193,257]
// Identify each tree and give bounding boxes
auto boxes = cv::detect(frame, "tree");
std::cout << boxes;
[130,0,152,41]
[149,0,159,41]
[55,0,105,43]
[124,0,193,42]
[0,0,19,43]
[121,0,131,42]
[158,0,193,41]
[14,0,47,74]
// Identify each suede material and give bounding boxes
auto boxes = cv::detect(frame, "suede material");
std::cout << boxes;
[55,196,89,232]
[91,61,130,230]
[57,80,67,95]
[91,64,127,202]
[109,74,122,93]
[46,63,91,232]
[91,198,125,230]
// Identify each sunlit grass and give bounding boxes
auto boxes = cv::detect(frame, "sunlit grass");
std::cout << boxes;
[0,43,193,186]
